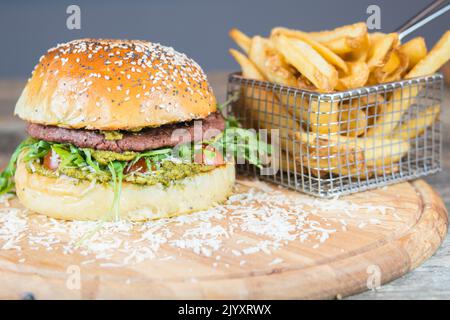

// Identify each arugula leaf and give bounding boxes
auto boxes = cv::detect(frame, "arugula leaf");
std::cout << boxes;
[217,93,241,130]
[107,161,125,221]
[52,144,79,168]
[127,147,172,171]
[22,139,51,162]
[171,143,193,162]
[217,91,239,114]
[0,138,37,195]
[212,127,272,169]
[217,97,272,167]
[81,149,101,173]
[135,147,172,162]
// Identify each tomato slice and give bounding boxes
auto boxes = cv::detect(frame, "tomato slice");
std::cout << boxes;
[194,145,225,166]
[125,158,148,174]
[43,149,61,171]
[41,145,224,174]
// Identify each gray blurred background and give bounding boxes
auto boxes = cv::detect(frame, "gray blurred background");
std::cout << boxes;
[0,0,448,78]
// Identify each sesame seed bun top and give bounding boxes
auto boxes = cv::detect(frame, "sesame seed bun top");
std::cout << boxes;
[14,39,217,130]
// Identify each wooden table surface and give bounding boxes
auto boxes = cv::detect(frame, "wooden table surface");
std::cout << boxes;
[0,73,449,300]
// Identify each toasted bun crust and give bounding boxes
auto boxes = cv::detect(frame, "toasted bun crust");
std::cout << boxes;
[15,160,235,221]
[15,39,216,130]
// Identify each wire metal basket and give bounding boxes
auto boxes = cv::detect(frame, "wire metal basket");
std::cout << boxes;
[226,72,443,197]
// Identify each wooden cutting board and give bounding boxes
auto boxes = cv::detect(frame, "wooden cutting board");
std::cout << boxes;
[0,178,447,299]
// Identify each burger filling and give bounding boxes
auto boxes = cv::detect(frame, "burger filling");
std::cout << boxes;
[1,111,271,195]
[25,111,226,153]
[25,143,222,187]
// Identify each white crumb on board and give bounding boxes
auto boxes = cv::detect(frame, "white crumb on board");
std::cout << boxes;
[269,258,283,266]
[0,182,397,268]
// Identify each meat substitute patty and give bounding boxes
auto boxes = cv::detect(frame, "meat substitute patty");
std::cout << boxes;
[26,112,226,153]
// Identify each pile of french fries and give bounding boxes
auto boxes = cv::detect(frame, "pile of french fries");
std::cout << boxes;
[229,23,450,178]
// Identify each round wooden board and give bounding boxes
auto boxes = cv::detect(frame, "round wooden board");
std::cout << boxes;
[0,178,447,300]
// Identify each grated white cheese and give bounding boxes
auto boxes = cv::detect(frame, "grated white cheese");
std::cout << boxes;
[0,184,398,268]
[269,258,283,266]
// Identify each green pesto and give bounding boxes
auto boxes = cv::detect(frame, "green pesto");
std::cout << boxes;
[124,161,215,186]
[26,162,111,183]
[102,131,124,141]
[128,127,145,133]
[26,160,216,187]
[90,149,138,165]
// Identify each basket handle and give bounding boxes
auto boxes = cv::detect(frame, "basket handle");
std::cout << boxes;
[396,0,450,40]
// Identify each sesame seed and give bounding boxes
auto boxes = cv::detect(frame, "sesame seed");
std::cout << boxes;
[35,39,211,107]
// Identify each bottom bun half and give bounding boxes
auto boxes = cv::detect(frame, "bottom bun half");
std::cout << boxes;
[15,160,235,221]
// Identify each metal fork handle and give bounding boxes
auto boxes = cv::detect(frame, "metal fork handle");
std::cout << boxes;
[396,0,450,40]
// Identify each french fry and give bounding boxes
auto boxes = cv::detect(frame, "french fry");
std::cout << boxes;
[240,84,299,137]
[241,83,340,171]
[229,28,252,54]
[366,33,399,70]
[271,27,348,73]
[407,30,450,79]
[243,84,407,179]
[351,94,385,127]
[229,49,265,80]
[278,92,340,135]
[273,34,338,91]
[229,49,297,146]
[368,32,385,44]
[308,22,368,55]
[381,49,402,74]
[296,75,316,91]
[228,25,449,180]
[235,40,339,136]
[346,33,370,62]
[298,156,400,178]
[296,130,410,176]
[248,90,405,178]
[305,99,340,134]
[382,51,409,83]
[339,103,368,137]
[242,87,406,180]
[279,151,314,177]
[399,37,427,72]
[301,158,400,179]
[336,60,369,90]
[249,36,298,87]
[371,48,409,83]
[365,87,418,138]
[391,104,440,140]
[367,30,450,137]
